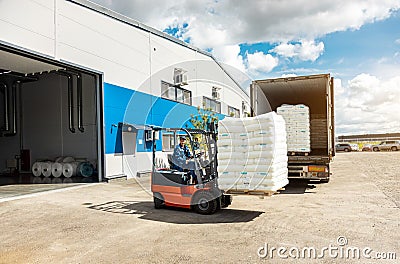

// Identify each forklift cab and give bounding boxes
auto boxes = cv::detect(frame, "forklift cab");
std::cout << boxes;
[150,127,232,214]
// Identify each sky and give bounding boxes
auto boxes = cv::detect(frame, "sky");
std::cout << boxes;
[91,0,400,136]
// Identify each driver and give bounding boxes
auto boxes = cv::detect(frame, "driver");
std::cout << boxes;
[172,136,198,184]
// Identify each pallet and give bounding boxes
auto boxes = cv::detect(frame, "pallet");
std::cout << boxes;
[288,151,309,156]
[225,189,279,197]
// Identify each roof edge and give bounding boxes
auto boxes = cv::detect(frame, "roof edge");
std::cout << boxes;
[66,0,247,96]
[66,0,210,57]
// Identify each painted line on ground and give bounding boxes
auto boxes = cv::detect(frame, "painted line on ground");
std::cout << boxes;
[0,183,104,203]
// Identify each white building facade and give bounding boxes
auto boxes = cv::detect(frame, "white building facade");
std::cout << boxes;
[0,0,250,180]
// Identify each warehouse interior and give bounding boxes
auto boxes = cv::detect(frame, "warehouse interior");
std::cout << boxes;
[0,47,103,185]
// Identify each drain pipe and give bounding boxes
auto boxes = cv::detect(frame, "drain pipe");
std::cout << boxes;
[57,71,75,133]
[76,73,84,133]
[2,74,38,137]
[1,83,9,133]
[10,81,18,135]
[4,81,19,136]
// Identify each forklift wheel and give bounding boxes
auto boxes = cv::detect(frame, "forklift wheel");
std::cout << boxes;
[193,192,218,215]
[153,194,164,209]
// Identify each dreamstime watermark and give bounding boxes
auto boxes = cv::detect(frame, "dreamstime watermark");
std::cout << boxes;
[257,236,397,260]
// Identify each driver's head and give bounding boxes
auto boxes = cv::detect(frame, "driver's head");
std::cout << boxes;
[179,136,186,146]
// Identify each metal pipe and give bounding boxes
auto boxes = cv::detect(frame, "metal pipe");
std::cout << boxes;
[77,73,84,133]
[67,74,75,133]
[57,71,75,133]
[19,79,23,148]
[11,81,18,135]
[4,81,18,136]
[1,74,38,137]
[1,83,9,132]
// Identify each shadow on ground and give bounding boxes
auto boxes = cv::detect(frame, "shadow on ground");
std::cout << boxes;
[88,201,263,224]
[279,179,317,194]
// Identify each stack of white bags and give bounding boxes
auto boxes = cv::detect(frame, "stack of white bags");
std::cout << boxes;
[277,104,311,153]
[217,112,288,192]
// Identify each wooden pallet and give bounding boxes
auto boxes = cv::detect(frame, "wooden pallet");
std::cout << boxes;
[225,189,279,197]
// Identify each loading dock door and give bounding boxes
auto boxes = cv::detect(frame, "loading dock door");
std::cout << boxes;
[0,44,104,186]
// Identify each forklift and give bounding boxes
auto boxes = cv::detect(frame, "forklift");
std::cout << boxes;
[150,125,232,214]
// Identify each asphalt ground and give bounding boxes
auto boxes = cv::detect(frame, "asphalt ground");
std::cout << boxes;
[0,152,399,263]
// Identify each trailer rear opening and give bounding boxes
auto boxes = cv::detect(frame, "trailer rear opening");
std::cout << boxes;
[250,74,334,182]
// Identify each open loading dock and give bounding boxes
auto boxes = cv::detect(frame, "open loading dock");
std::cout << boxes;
[0,45,104,186]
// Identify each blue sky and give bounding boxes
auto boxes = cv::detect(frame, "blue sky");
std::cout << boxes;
[234,10,400,82]
[92,0,400,135]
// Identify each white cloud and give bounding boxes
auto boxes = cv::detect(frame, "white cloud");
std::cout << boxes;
[91,0,400,49]
[212,45,246,72]
[247,52,279,73]
[212,46,279,76]
[335,74,400,135]
[90,0,400,75]
[270,40,324,61]
[281,73,298,78]
[395,38,400,44]
[210,45,253,90]
[334,78,344,96]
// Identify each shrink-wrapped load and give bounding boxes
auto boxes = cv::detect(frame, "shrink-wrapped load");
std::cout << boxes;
[217,112,288,192]
[277,104,310,153]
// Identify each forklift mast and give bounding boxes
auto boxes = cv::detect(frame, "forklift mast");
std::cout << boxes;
[150,125,218,178]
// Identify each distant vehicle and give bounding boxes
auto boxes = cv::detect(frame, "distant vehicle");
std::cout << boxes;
[372,141,400,152]
[362,144,372,151]
[350,144,359,151]
[335,143,352,152]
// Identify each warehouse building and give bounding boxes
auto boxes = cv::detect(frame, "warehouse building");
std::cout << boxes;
[0,0,250,182]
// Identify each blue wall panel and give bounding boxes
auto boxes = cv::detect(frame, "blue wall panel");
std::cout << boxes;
[104,83,134,154]
[104,83,225,154]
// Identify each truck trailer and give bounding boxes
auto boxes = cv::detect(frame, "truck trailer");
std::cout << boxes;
[250,74,335,182]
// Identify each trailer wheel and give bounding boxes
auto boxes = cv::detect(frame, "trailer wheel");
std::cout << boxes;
[193,192,218,215]
[153,193,164,209]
